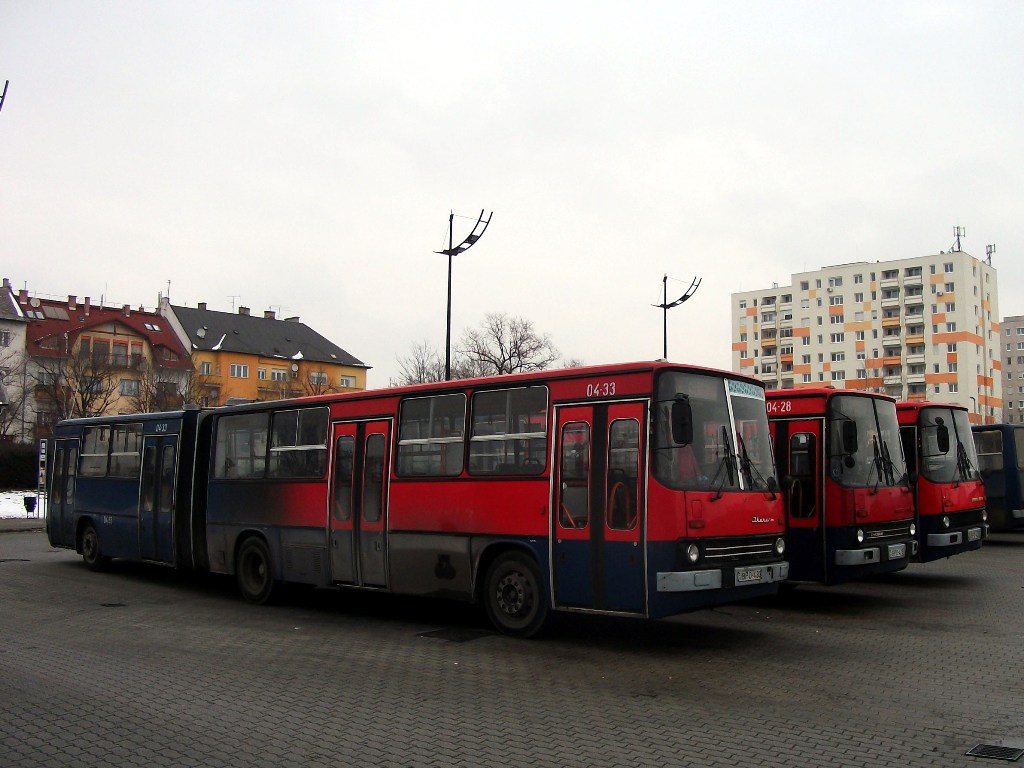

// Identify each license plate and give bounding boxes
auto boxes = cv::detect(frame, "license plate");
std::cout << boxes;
[888,543,906,560]
[968,528,982,542]
[735,566,764,584]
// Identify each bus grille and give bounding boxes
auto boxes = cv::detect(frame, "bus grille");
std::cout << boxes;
[864,522,912,542]
[701,535,779,564]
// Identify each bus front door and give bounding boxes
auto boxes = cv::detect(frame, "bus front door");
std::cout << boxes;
[329,420,391,588]
[552,402,646,614]
[139,435,178,563]
[47,439,78,548]
[781,420,824,582]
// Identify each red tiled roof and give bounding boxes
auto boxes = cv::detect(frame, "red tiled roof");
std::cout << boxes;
[21,295,193,371]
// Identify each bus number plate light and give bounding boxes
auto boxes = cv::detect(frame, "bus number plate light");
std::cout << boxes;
[887,543,906,560]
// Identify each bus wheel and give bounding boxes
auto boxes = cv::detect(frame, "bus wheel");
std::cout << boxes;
[484,552,549,638]
[80,524,110,572]
[236,537,277,605]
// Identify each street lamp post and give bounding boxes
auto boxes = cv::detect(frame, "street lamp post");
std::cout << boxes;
[653,274,701,360]
[435,210,492,380]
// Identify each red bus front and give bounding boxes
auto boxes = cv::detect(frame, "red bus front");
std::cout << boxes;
[768,389,915,585]
[897,402,987,562]
[643,372,788,616]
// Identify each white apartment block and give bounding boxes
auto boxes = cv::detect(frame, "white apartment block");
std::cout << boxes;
[999,315,1024,424]
[731,250,1001,424]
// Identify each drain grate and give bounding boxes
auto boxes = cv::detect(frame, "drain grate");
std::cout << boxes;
[966,744,1024,762]
[419,627,493,643]
[100,603,127,608]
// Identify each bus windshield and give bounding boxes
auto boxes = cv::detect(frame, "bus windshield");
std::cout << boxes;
[653,372,776,492]
[919,407,980,483]
[827,395,906,489]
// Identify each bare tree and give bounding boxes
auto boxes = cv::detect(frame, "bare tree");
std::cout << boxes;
[458,313,560,375]
[30,350,121,435]
[0,349,30,441]
[392,340,447,386]
[125,361,210,412]
[303,365,339,397]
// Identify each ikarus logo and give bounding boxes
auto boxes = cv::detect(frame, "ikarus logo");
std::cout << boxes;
[751,516,775,524]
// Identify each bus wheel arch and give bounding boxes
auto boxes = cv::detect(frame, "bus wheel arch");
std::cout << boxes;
[78,519,110,572]
[478,546,549,638]
[234,534,278,605]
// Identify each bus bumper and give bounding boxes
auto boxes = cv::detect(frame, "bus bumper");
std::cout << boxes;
[927,527,985,547]
[657,562,789,592]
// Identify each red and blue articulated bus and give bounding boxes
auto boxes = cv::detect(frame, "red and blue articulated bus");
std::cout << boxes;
[45,362,788,637]
[972,424,1024,532]
[765,388,916,585]
[896,402,986,561]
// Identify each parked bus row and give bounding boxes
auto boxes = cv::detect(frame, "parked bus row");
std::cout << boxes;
[43,362,1001,638]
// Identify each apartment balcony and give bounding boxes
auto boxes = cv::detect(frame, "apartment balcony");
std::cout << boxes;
[882,355,902,367]
[884,374,903,386]
[761,337,777,349]
[904,292,924,305]
[905,334,925,347]
[907,373,926,384]
[903,274,923,286]
[879,277,899,289]
[881,296,901,308]
[906,353,925,365]
[881,317,901,329]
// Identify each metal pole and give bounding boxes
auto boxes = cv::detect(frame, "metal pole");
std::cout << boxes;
[445,212,453,381]
[662,274,668,359]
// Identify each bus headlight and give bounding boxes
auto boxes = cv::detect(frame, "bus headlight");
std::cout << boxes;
[686,544,700,564]
[910,523,916,537]
[982,510,988,522]
[941,516,950,529]
[856,528,865,544]
[774,537,785,556]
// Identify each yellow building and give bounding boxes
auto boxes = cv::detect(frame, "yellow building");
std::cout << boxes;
[164,301,368,406]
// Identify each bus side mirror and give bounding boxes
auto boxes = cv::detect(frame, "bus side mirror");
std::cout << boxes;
[841,420,858,455]
[936,425,950,454]
[671,397,694,445]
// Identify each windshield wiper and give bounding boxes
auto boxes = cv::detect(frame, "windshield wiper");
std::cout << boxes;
[869,435,884,495]
[709,425,736,501]
[955,440,977,486]
[736,432,777,500]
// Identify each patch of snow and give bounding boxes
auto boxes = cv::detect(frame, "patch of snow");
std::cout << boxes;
[0,489,46,519]
[211,333,227,351]
[292,350,303,360]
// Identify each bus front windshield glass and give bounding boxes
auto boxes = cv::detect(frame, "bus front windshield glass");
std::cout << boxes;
[920,407,980,483]
[827,395,906,488]
[653,372,776,492]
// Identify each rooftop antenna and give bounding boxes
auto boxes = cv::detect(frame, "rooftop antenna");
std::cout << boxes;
[228,295,240,311]
[653,274,701,359]
[0,80,8,114]
[985,244,995,266]
[952,226,965,252]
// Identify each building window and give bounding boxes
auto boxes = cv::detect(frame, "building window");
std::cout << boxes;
[0,330,10,347]
[200,361,213,376]
[271,369,288,382]
[340,376,355,388]
[831,352,845,362]
[119,379,140,396]
[944,262,954,273]
[829,296,844,306]
[229,364,249,378]
[308,371,329,386]
[258,368,267,380]
[831,371,845,381]
[739,300,747,309]
[948,383,958,393]
[854,274,864,284]
[830,333,845,343]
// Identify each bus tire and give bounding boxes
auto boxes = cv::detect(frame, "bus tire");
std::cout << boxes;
[80,523,110,572]
[483,552,549,638]
[236,537,277,605]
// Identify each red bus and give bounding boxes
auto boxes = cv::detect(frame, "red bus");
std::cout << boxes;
[896,401,987,561]
[765,388,915,585]
[46,362,788,637]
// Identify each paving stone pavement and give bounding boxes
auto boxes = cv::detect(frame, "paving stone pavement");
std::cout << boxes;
[1,529,1022,767]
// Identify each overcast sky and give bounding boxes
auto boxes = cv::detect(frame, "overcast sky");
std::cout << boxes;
[4,1,1022,387]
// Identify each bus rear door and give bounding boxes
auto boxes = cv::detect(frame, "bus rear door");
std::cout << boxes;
[329,420,391,588]
[553,402,646,614]
[139,435,177,563]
